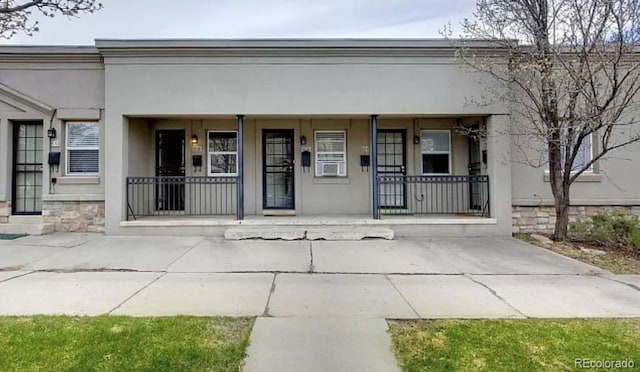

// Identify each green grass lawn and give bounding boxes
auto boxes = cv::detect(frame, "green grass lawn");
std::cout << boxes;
[0,316,254,372]
[389,319,640,372]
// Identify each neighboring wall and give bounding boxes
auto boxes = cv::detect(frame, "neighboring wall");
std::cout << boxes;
[0,47,106,232]
[511,110,640,233]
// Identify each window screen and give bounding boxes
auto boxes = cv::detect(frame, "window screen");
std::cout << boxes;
[315,130,347,176]
[544,133,593,172]
[66,122,99,175]
[421,130,450,174]
[208,131,238,176]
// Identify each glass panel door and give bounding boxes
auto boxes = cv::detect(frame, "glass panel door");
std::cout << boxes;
[156,130,185,211]
[468,125,482,210]
[12,121,43,215]
[263,129,295,210]
[377,130,406,208]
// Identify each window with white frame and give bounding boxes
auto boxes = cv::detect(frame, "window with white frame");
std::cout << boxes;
[208,131,238,176]
[66,122,99,175]
[421,130,451,174]
[315,130,347,177]
[544,132,593,173]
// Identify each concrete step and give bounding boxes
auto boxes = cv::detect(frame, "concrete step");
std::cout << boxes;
[8,215,44,224]
[224,226,307,240]
[0,223,54,235]
[306,226,394,240]
[224,226,394,240]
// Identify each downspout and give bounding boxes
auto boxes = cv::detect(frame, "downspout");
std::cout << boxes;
[237,115,244,220]
[48,108,57,194]
[371,115,379,219]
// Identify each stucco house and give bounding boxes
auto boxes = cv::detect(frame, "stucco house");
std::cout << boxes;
[0,39,638,237]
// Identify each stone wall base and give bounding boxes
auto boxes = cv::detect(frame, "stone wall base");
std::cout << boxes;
[43,201,105,233]
[512,205,640,234]
[0,201,9,224]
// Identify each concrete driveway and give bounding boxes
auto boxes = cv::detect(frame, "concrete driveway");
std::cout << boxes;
[0,233,604,275]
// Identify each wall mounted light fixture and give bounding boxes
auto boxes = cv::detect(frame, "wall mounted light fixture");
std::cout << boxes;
[300,135,307,145]
[191,134,199,144]
[413,135,420,145]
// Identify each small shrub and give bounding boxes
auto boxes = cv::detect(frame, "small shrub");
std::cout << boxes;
[629,230,640,249]
[569,211,640,251]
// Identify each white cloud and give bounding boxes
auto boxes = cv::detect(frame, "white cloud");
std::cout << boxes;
[2,0,476,45]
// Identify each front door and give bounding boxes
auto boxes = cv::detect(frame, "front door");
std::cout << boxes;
[12,121,43,215]
[377,130,406,208]
[155,130,185,211]
[263,129,295,210]
[468,125,482,210]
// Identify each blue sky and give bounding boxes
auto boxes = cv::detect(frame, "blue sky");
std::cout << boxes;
[4,0,476,45]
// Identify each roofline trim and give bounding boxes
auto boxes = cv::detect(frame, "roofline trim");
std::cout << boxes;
[0,82,55,114]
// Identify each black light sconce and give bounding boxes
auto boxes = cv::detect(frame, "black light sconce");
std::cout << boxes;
[191,134,199,144]
[413,135,420,145]
[47,127,57,139]
[300,135,307,145]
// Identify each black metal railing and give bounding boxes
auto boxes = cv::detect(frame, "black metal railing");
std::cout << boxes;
[126,176,237,220]
[377,175,490,217]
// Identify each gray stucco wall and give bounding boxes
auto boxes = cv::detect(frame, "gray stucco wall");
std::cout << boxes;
[511,116,640,207]
[0,50,105,219]
[4,40,636,237]
[101,46,512,233]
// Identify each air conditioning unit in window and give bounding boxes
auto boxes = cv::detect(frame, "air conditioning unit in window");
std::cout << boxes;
[320,162,340,176]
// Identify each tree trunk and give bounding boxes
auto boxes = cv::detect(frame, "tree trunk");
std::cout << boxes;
[548,134,569,241]
[553,189,570,241]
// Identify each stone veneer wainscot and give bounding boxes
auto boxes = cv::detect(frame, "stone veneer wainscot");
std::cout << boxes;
[512,205,640,234]
[42,201,105,233]
[0,201,9,224]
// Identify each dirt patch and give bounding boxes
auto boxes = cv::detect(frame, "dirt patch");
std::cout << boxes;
[515,233,640,274]
[0,265,23,272]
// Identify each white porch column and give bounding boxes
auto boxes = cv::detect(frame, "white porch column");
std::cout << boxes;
[486,114,512,235]
[104,114,129,234]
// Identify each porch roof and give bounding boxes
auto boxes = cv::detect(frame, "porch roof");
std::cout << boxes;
[94,38,513,58]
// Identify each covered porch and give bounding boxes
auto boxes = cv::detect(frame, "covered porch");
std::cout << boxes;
[121,114,498,227]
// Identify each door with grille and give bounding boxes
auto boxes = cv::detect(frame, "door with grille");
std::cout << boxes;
[155,130,185,211]
[12,121,43,215]
[377,130,406,209]
[262,129,295,210]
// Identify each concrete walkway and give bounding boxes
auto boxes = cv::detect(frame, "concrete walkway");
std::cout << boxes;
[2,233,640,371]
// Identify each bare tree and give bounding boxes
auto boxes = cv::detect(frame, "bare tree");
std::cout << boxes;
[0,0,102,38]
[447,0,640,240]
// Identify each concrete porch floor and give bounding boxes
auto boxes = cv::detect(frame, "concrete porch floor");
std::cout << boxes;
[117,214,499,238]
[121,214,497,226]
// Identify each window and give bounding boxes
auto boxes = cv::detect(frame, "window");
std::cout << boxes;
[421,130,451,174]
[66,122,99,175]
[315,130,347,176]
[544,133,593,173]
[208,131,238,176]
